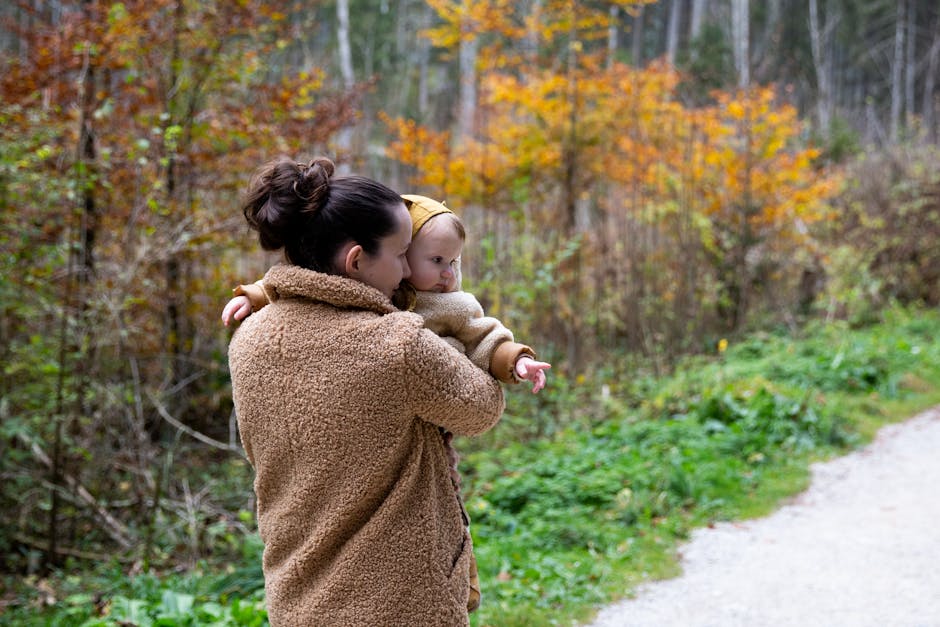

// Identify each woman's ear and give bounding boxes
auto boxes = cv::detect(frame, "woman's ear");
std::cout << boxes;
[342,243,365,277]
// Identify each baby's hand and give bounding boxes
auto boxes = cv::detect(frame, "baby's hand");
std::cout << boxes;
[221,295,252,326]
[515,356,551,394]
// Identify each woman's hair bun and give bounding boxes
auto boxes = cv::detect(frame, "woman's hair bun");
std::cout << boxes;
[294,157,334,212]
[242,156,335,251]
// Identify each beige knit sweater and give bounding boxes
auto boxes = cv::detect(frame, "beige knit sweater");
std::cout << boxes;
[413,290,534,384]
[228,264,505,626]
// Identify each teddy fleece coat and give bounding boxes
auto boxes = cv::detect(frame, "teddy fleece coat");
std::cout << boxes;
[228,264,505,626]
[234,282,535,384]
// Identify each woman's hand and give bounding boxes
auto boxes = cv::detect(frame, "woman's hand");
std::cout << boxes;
[514,356,551,393]
[222,295,252,326]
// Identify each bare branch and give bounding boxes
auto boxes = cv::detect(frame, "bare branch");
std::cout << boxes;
[10,531,133,563]
[146,389,245,457]
[17,434,134,549]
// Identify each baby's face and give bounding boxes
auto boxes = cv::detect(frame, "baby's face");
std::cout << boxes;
[406,217,463,293]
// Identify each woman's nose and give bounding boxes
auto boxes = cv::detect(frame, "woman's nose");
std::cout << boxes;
[401,258,411,279]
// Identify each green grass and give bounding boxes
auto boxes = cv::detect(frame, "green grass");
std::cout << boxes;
[463,306,940,626]
[5,307,940,627]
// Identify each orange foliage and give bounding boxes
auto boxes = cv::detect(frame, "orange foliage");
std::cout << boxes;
[695,88,843,253]
[384,3,843,340]
[382,113,454,193]
[387,61,840,254]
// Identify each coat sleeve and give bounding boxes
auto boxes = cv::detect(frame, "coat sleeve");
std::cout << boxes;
[403,328,505,437]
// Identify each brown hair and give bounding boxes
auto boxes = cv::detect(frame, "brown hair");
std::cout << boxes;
[242,156,403,273]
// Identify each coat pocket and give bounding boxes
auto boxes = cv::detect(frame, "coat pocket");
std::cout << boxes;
[439,527,472,610]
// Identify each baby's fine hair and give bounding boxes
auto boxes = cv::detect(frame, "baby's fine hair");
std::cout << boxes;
[242,156,403,273]
[422,212,466,243]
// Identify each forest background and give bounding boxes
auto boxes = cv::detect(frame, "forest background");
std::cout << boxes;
[2,0,939,624]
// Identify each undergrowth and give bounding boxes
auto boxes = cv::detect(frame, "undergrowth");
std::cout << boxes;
[4,307,939,626]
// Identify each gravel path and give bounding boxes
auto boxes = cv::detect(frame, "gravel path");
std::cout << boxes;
[586,406,940,627]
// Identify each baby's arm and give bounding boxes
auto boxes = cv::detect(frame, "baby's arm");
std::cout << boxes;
[221,280,269,326]
[416,290,552,392]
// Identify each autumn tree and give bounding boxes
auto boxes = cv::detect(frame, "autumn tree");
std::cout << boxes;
[0,0,364,572]
[691,87,841,328]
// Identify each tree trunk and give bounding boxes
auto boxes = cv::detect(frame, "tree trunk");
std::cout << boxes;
[335,0,354,170]
[456,26,478,142]
[336,0,354,89]
[47,0,98,572]
[561,15,581,370]
[752,0,781,79]
[631,4,644,66]
[904,0,916,125]
[666,0,681,65]
[732,0,749,88]
[808,0,834,135]
[890,0,905,142]
[690,0,706,43]
[924,12,940,140]
[527,0,543,71]
[607,5,619,69]
[164,0,184,419]
[417,3,433,119]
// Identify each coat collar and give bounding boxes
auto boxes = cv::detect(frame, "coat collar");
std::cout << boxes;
[263,264,398,315]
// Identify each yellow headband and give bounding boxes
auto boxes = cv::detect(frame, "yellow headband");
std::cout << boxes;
[401,194,453,239]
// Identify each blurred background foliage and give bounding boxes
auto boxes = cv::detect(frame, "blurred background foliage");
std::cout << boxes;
[1,0,939,623]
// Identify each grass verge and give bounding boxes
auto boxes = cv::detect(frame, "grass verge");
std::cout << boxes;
[465,306,940,626]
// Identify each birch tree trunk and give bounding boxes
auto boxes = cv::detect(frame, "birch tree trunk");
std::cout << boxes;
[417,3,433,118]
[904,0,916,125]
[890,0,905,142]
[809,0,834,135]
[336,0,354,92]
[631,4,645,66]
[335,0,354,171]
[690,0,706,42]
[732,0,749,88]
[666,0,681,65]
[608,4,619,69]
[456,33,478,143]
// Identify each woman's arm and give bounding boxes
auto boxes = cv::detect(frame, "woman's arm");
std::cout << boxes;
[404,328,505,437]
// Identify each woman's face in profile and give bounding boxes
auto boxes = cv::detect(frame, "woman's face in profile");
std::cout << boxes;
[353,202,413,298]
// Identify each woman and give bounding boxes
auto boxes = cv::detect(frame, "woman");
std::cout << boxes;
[228,157,505,626]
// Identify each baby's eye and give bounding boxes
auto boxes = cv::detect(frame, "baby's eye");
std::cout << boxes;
[432,257,444,264]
